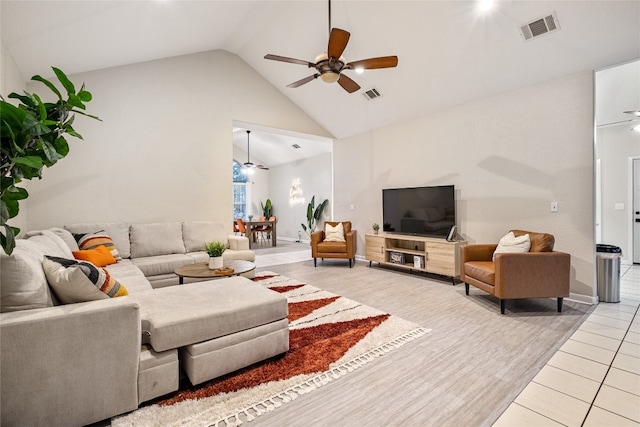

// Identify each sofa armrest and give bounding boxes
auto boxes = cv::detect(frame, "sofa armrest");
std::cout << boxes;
[228,234,250,251]
[310,230,324,257]
[1,298,141,426]
[346,230,357,257]
[494,251,571,299]
[461,244,497,263]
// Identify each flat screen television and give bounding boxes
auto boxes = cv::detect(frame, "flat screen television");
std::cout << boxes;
[382,185,455,238]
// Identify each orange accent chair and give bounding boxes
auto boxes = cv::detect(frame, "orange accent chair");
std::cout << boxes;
[311,221,357,268]
[235,218,247,237]
[461,229,570,314]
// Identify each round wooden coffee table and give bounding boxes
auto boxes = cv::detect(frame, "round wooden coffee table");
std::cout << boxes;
[175,259,256,284]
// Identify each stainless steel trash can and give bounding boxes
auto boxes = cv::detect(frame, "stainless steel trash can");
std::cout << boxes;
[596,244,622,303]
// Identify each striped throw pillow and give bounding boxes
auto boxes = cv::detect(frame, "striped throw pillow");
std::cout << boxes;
[42,256,128,304]
[73,230,122,261]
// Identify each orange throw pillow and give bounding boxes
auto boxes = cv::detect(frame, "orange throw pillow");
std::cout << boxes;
[72,245,117,267]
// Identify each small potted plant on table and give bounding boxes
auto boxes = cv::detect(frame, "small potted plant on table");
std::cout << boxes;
[372,223,380,235]
[204,241,226,269]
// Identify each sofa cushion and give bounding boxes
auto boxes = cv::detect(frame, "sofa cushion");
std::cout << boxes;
[73,245,117,267]
[73,230,122,261]
[65,222,131,259]
[464,261,496,285]
[324,222,346,242]
[43,256,128,304]
[130,223,185,258]
[26,230,75,259]
[317,241,347,254]
[493,231,531,261]
[131,254,193,277]
[512,229,555,253]
[0,239,56,312]
[182,221,230,253]
[104,260,153,294]
[27,227,79,252]
[133,276,288,352]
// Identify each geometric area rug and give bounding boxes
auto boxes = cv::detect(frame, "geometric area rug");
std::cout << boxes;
[112,272,429,427]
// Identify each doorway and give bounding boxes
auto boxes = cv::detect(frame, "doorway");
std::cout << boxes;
[594,59,640,262]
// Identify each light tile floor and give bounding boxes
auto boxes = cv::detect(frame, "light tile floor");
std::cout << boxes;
[494,260,640,426]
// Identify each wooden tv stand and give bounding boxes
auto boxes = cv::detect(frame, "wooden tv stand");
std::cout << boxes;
[365,233,465,284]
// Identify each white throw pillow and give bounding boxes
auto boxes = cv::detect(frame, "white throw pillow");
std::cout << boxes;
[324,223,346,242]
[493,231,531,261]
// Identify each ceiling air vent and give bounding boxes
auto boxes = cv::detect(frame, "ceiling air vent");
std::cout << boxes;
[520,12,560,41]
[363,87,382,101]
[291,143,301,149]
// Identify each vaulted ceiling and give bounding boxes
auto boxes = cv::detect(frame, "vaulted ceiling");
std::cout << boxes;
[2,1,639,164]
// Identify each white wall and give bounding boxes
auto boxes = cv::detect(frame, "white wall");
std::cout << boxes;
[23,50,331,230]
[334,71,595,299]
[269,153,333,241]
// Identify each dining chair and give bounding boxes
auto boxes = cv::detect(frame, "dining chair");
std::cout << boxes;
[235,218,247,237]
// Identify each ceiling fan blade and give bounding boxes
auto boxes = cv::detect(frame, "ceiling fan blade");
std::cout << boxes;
[257,165,270,170]
[327,28,350,59]
[287,74,319,88]
[264,54,314,67]
[346,56,399,70]
[337,74,360,93]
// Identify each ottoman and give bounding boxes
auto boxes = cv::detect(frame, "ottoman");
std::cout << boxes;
[132,276,289,385]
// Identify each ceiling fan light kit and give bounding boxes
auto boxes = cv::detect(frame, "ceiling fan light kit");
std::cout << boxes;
[243,130,269,174]
[264,0,398,93]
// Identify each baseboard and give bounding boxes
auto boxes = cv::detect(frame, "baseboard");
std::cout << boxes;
[566,292,598,305]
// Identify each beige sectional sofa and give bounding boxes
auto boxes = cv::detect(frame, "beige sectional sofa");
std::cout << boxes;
[0,222,289,426]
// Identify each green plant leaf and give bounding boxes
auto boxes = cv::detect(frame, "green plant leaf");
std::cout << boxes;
[12,156,43,169]
[53,137,70,157]
[52,67,76,95]
[32,93,47,121]
[3,186,28,201]
[1,198,19,219]
[31,75,62,100]
[7,92,36,108]
[0,224,20,255]
[41,139,61,165]
[78,89,92,102]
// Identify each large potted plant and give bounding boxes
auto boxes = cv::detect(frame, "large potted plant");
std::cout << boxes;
[301,195,328,239]
[1,67,100,254]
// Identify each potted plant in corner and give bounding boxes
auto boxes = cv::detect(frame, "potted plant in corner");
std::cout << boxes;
[1,67,100,255]
[204,241,226,270]
[301,195,328,239]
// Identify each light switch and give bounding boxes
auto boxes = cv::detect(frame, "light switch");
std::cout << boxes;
[350,204,355,210]
[614,203,624,210]
[550,202,558,212]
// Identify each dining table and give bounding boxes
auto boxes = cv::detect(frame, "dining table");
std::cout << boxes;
[242,219,277,249]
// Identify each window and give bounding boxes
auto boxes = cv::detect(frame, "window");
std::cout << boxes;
[233,160,248,219]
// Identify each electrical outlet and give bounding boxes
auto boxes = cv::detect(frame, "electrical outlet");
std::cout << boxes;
[550,202,558,212]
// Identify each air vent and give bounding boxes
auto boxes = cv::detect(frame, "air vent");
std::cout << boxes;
[520,12,560,41]
[363,87,382,101]
[291,143,301,149]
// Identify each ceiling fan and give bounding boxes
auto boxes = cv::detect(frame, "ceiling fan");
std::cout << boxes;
[264,0,398,93]
[243,130,269,173]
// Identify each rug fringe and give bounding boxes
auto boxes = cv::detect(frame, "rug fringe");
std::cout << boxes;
[209,327,428,427]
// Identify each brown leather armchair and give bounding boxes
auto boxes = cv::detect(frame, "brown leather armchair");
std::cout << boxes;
[311,221,357,267]
[461,230,570,314]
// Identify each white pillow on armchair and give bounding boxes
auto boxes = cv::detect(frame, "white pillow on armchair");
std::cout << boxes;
[493,231,531,261]
[324,223,346,242]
